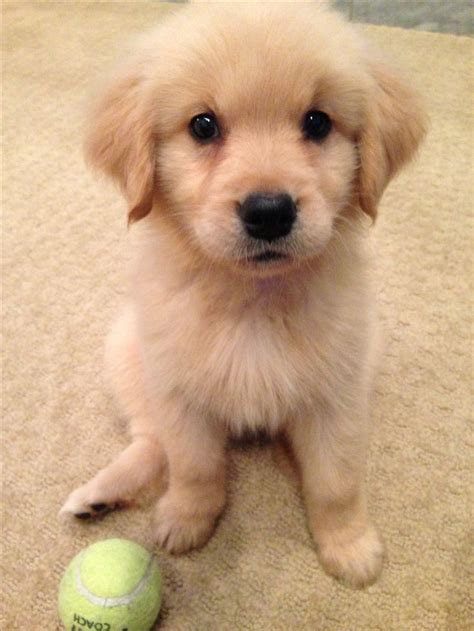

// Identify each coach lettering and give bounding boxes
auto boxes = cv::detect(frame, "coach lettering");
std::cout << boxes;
[70,615,110,631]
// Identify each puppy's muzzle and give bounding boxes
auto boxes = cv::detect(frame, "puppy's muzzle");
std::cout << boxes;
[238,192,297,242]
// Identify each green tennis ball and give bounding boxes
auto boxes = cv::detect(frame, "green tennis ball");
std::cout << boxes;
[58,538,162,631]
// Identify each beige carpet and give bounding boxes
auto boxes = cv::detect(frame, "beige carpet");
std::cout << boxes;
[2,2,472,629]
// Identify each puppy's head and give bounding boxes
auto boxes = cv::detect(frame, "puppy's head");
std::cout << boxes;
[85,3,426,275]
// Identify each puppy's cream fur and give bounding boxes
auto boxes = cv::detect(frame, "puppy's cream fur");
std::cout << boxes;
[61,2,426,588]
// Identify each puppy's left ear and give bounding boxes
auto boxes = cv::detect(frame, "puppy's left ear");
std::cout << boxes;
[84,67,156,224]
[357,60,428,219]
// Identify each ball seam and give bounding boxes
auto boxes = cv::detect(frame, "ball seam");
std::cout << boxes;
[75,551,157,608]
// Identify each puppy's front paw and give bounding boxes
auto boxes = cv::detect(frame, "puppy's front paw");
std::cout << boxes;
[317,524,384,588]
[154,495,218,554]
[59,483,131,521]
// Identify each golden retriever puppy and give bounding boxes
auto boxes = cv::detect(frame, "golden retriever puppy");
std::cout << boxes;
[61,1,426,588]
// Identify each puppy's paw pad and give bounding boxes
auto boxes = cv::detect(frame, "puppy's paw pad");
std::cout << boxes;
[154,499,216,554]
[59,486,130,521]
[318,525,384,589]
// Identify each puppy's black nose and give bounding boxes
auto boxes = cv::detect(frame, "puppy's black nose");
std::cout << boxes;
[238,192,297,242]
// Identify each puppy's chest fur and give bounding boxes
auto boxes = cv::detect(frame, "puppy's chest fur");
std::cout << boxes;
[140,273,362,433]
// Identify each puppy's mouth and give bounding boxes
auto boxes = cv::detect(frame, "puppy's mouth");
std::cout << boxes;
[233,245,296,273]
[249,250,287,264]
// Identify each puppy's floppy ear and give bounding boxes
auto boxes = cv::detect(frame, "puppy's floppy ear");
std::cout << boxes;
[84,68,156,223]
[357,60,427,219]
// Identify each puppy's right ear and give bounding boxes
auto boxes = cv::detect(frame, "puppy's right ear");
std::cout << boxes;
[357,60,427,220]
[84,68,156,223]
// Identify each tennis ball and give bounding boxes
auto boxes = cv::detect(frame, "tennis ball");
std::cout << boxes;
[58,538,162,631]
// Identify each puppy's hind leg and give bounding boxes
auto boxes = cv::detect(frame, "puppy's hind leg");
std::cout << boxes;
[59,436,164,520]
[60,306,165,520]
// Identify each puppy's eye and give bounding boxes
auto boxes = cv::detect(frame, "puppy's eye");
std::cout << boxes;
[302,110,332,142]
[189,113,220,142]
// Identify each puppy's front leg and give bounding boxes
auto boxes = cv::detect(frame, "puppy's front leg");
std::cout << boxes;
[288,404,384,588]
[154,397,227,554]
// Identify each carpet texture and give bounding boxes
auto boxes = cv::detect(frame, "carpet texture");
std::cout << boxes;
[2,2,472,629]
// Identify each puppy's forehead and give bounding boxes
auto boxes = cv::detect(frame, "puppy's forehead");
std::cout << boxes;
[153,5,369,130]
[208,50,319,121]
